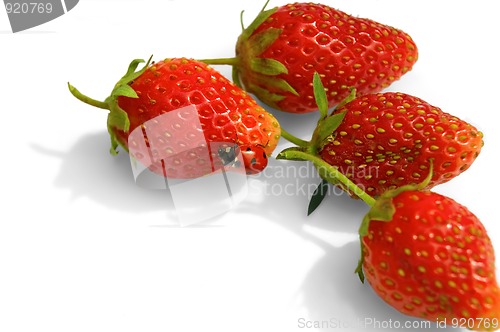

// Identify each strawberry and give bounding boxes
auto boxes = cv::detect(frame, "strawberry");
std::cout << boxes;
[318,91,483,197]
[68,57,281,177]
[357,189,500,331]
[203,2,418,113]
[278,73,483,201]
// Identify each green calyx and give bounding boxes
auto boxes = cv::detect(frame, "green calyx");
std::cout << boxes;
[68,55,153,154]
[199,1,298,109]
[361,160,434,230]
[234,1,301,109]
[354,162,434,282]
[278,72,362,212]
[281,73,352,151]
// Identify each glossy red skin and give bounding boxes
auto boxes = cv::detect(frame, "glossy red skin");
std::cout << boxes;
[114,58,280,178]
[362,191,500,330]
[319,92,483,197]
[238,2,418,113]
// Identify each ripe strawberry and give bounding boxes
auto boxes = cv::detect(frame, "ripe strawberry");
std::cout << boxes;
[204,2,418,113]
[278,74,483,201]
[318,92,483,197]
[68,57,281,177]
[357,189,500,331]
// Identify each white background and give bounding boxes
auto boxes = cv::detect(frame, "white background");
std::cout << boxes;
[1,1,499,331]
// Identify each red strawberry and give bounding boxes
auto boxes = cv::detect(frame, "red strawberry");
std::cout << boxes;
[357,189,500,331]
[278,74,483,200]
[318,91,483,197]
[204,2,418,113]
[68,57,281,177]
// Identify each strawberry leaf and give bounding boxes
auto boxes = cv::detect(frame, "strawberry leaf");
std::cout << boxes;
[356,195,396,283]
[240,6,278,40]
[68,56,153,156]
[107,103,130,133]
[114,56,152,89]
[106,55,153,129]
[355,236,366,283]
[124,58,145,77]
[249,74,298,96]
[308,179,329,216]
[115,59,143,87]
[316,112,346,144]
[313,72,328,118]
[332,87,356,114]
[248,76,300,110]
[356,266,365,283]
[247,28,282,56]
[250,58,288,76]
[113,84,138,99]
[249,83,285,105]
[232,67,243,88]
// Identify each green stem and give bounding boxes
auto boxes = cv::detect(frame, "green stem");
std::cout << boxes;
[198,57,239,67]
[67,83,109,110]
[278,149,377,207]
[280,128,310,148]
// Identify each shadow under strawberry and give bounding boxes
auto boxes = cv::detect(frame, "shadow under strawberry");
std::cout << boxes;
[233,162,461,331]
[31,131,176,216]
[235,156,368,232]
[297,240,459,332]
